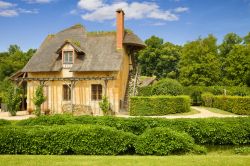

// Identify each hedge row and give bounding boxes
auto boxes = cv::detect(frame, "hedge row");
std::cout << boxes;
[184,86,250,106]
[202,94,250,115]
[129,96,190,116]
[16,115,250,145]
[0,125,135,155]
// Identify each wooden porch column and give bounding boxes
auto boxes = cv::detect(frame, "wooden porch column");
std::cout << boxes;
[104,80,108,97]
[70,80,76,113]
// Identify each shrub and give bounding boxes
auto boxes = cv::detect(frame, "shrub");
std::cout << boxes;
[99,96,110,115]
[234,147,250,155]
[0,125,136,155]
[16,115,250,145]
[129,96,191,116]
[4,86,22,116]
[135,127,206,155]
[0,119,11,126]
[202,94,250,115]
[138,86,153,96]
[33,85,46,116]
[201,92,214,107]
[151,78,184,96]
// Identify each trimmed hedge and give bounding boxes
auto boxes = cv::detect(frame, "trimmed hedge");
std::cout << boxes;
[0,119,11,126]
[16,115,250,145]
[202,94,250,115]
[135,127,206,155]
[184,86,250,106]
[0,125,136,155]
[129,96,191,116]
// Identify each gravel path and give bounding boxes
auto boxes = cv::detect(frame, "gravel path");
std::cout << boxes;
[0,107,246,120]
[116,106,245,119]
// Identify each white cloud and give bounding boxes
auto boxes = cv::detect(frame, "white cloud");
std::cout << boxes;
[0,9,18,17]
[78,0,180,22]
[78,0,104,11]
[151,22,166,26]
[174,7,189,13]
[0,0,39,17]
[23,0,53,4]
[0,1,16,8]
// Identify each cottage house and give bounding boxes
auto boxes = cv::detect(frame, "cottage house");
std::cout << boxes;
[18,9,145,115]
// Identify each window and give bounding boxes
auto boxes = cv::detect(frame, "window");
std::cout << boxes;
[63,85,71,101]
[91,84,102,100]
[63,51,73,64]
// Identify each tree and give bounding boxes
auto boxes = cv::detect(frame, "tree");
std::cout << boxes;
[219,33,242,57]
[137,36,181,79]
[178,35,221,86]
[222,44,250,86]
[243,32,250,44]
[33,85,46,116]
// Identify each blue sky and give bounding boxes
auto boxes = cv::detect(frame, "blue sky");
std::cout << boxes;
[0,0,250,51]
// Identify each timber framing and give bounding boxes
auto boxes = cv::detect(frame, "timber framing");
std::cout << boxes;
[14,76,115,82]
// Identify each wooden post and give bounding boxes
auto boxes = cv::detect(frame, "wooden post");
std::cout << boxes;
[70,81,76,113]
[104,80,108,97]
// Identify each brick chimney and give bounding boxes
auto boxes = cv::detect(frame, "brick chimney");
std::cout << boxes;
[116,9,125,50]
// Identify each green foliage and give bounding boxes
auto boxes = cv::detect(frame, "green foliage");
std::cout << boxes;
[183,86,250,106]
[130,96,190,116]
[99,96,110,115]
[16,115,250,145]
[138,86,153,96]
[137,36,181,79]
[3,85,22,116]
[234,147,250,155]
[33,85,46,116]
[202,94,250,115]
[0,119,11,126]
[135,127,206,155]
[0,125,136,155]
[151,78,184,96]
[179,35,221,86]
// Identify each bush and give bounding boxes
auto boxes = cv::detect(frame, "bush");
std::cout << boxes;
[202,94,250,115]
[184,86,250,106]
[0,119,11,126]
[129,96,191,116]
[16,115,250,145]
[151,78,184,96]
[135,127,206,155]
[0,125,136,155]
[138,86,153,96]
[234,147,250,155]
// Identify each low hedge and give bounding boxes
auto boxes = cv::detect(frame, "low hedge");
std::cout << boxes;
[202,94,250,115]
[0,119,11,126]
[138,86,153,96]
[16,115,250,145]
[129,96,191,116]
[184,86,250,106]
[0,125,136,155]
[135,127,206,155]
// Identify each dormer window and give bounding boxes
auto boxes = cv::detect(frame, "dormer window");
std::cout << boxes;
[63,51,73,64]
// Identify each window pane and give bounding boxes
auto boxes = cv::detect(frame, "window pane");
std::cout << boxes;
[63,85,71,101]
[91,84,102,100]
[63,51,73,64]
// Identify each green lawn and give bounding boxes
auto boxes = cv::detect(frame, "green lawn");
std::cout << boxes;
[203,107,236,115]
[0,155,249,166]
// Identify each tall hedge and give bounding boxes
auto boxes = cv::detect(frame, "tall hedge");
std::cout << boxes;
[0,125,136,155]
[129,96,190,116]
[202,94,250,115]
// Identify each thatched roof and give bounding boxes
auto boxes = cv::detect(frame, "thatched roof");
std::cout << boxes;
[22,24,145,72]
[123,31,146,48]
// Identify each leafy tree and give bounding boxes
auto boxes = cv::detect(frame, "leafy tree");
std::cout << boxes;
[222,44,250,86]
[219,33,242,57]
[178,35,221,86]
[137,36,181,79]
[243,32,250,44]
[99,96,110,115]
[33,85,46,116]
